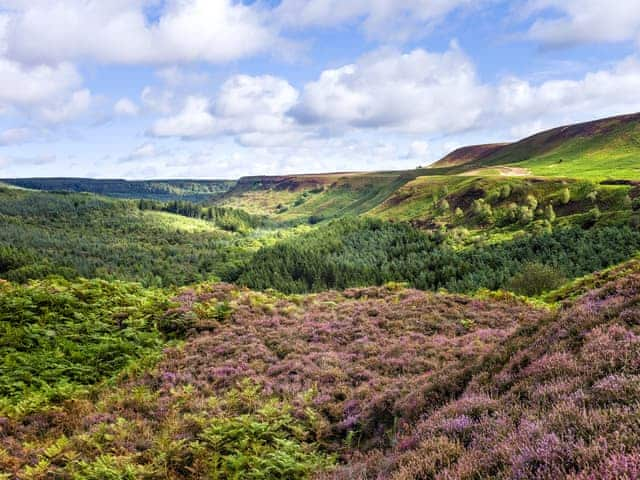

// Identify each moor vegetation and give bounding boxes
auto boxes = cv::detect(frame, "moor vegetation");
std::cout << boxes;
[3,266,640,478]
[3,113,640,478]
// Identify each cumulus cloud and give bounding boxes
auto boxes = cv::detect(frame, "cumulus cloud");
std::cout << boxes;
[150,96,216,139]
[147,44,640,152]
[294,46,489,134]
[0,58,91,123]
[39,88,92,124]
[494,56,640,124]
[119,143,159,163]
[406,141,430,160]
[114,98,139,116]
[524,0,640,46]
[141,86,175,114]
[150,75,299,143]
[0,0,280,65]
[0,59,81,107]
[156,67,209,88]
[275,0,477,41]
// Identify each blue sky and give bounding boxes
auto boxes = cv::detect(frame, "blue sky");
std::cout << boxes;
[0,0,639,179]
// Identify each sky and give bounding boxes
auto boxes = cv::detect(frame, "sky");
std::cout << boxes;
[0,0,639,179]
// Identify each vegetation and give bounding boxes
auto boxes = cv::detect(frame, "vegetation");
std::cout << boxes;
[0,282,544,478]
[0,277,171,416]
[430,112,640,180]
[234,218,640,294]
[1,178,235,201]
[3,113,640,478]
[0,188,287,287]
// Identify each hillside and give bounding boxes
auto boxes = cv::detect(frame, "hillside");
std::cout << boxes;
[217,170,428,221]
[0,187,290,287]
[434,143,510,168]
[0,178,235,202]
[3,261,640,478]
[432,112,640,180]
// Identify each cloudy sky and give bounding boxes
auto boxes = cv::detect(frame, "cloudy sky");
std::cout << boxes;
[0,0,639,179]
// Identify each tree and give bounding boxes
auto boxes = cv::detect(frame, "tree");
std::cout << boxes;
[544,204,556,222]
[519,206,534,225]
[507,262,566,296]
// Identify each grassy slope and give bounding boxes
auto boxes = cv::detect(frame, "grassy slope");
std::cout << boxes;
[370,174,634,231]
[432,112,640,181]
[218,170,427,221]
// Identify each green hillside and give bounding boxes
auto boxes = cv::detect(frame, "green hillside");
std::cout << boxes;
[217,170,428,222]
[432,112,640,180]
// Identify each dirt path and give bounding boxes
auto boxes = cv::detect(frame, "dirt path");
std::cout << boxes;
[460,166,532,177]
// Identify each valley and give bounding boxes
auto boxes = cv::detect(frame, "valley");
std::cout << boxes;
[2,112,640,479]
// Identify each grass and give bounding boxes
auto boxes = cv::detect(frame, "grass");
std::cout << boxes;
[460,115,640,181]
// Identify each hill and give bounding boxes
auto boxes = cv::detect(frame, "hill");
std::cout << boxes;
[0,178,235,202]
[432,112,640,180]
[217,170,428,221]
[434,143,509,168]
[3,261,640,478]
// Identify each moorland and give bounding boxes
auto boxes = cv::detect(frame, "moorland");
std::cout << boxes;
[3,112,640,479]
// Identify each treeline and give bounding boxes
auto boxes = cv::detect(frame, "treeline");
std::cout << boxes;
[137,199,272,232]
[1,178,235,201]
[234,218,640,294]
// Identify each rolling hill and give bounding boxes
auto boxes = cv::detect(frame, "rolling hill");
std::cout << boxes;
[432,112,640,180]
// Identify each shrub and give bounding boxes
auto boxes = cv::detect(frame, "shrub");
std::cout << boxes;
[507,262,566,296]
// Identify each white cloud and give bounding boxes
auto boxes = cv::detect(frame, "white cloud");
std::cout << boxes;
[0,57,91,124]
[275,0,477,41]
[294,46,489,134]
[156,67,209,88]
[406,140,430,160]
[114,98,139,116]
[150,75,299,143]
[494,56,640,124]
[119,143,158,163]
[0,127,31,145]
[141,86,175,114]
[39,88,92,124]
[1,0,280,65]
[215,75,299,134]
[131,143,157,158]
[150,96,216,139]
[524,0,640,46]
[0,58,81,107]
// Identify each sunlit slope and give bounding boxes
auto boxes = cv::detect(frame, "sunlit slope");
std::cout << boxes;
[370,174,636,229]
[432,112,640,180]
[217,170,429,221]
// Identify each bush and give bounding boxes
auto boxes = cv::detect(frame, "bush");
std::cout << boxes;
[507,262,566,296]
